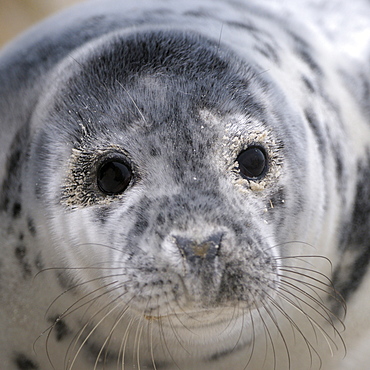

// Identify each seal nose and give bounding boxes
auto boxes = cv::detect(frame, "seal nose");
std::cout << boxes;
[175,233,222,262]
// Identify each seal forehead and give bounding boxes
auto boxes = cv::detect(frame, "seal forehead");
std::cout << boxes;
[43,28,265,131]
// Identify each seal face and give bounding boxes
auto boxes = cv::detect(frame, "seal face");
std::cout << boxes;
[1,1,370,369]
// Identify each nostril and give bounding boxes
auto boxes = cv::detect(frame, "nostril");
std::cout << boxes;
[174,233,223,261]
[206,233,223,253]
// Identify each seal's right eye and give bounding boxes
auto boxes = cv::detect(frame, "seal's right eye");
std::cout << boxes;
[236,146,267,180]
[97,160,132,195]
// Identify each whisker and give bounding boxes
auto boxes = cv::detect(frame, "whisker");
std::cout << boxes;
[118,315,136,370]
[170,298,199,336]
[279,268,346,310]
[278,265,334,286]
[116,80,148,125]
[93,305,130,370]
[145,319,155,370]
[260,297,292,370]
[45,278,122,318]
[55,281,124,326]
[278,279,328,344]
[262,241,317,254]
[164,299,191,356]
[276,254,333,271]
[135,317,145,370]
[243,305,256,370]
[230,304,245,355]
[68,303,122,370]
[217,23,224,50]
[277,283,346,350]
[278,289,343,362]
[265,293,321,369]
[65,290,132,369]
[157,312,182,370]
[217,304,239,336]
[278,276,345,326]
[253,298,277,370]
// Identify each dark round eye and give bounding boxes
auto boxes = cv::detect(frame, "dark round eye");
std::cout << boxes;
[236,146,267,180]
[97,160,132,195]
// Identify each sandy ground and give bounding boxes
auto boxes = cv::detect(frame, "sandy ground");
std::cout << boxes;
[0,0,83,47]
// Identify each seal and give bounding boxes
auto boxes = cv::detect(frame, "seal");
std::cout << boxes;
[1,0,370,369]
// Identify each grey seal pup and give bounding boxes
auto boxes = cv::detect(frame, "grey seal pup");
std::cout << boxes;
[1,0,370,369]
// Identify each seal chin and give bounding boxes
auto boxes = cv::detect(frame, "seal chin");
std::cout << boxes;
[142,306,252,343]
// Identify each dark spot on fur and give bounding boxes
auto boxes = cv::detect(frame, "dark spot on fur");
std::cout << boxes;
[183,10,210,18]
[34,252,44,271]
[231,223,244,235]
[302,75,315,93]
[7,149,21,174]
[129,197,153,236]
[0,126,29,213]
[143,8,174,17]
[48,316,70,341]
[0,195,9,211]
[350,156,370,241]
[289,30,309,50]
[56,269,77,291]
[156,213,165,225]
[27,218,36,236]
[304,109,326,150]
[254,42,280,64]
[172,283,180,294]
[15,245,32,279]
[296,48,322,74]
[332,144,345,189]
[94,206,111,224]
[150,146,161,157]
[226,20,260,33]
[15,245,27,259]
[14,353,39,369]
[134,218,149,235]
[289,30,322,74]
[83,338,117,364]
[207,341,245,362]
[333,247,370,308]
[12,202,22,218]
[332,152,370,312]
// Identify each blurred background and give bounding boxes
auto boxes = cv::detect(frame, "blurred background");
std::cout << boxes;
[0,0,83,47]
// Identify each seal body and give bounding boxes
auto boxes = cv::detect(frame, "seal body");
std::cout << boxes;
[1,1,370,369]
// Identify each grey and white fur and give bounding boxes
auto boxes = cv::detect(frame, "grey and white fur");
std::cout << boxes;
[1,0,370,369]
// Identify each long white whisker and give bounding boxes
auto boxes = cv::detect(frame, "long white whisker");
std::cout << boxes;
[68,303,121,370]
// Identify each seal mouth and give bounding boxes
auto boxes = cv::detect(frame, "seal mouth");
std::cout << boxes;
[143,306,244,327]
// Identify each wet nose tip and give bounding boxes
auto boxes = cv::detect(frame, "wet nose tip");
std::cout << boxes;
[192,241,213,258]
[174,233,223,260]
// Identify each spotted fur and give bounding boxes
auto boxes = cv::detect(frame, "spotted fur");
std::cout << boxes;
[1,0,370,369]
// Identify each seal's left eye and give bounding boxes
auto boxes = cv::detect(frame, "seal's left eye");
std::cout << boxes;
[97,160,132,195]
[237,146,267,180]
